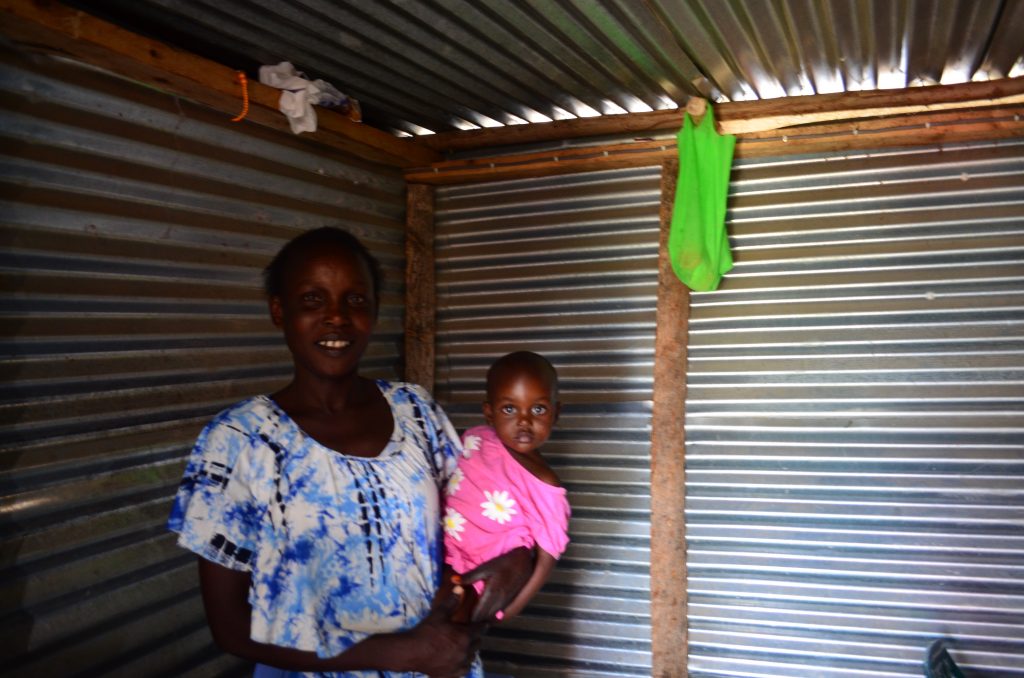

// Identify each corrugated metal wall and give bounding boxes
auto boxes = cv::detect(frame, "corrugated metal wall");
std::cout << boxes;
[434,138,1024,678]
[434,166,663,676]
[686,139,1024,677]
[0,46,405,675]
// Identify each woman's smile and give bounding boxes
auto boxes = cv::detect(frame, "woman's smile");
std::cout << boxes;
[317,336,352,351]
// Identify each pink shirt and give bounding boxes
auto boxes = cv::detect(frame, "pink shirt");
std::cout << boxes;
[444,425,570,576]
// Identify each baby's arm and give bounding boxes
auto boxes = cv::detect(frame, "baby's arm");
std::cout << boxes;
[497,547,557,619]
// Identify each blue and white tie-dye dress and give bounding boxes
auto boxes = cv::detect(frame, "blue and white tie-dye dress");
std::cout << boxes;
[168,380,482,678]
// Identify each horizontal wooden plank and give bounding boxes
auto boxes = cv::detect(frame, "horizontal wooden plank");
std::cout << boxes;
[419,78,1024,152]
[406,108,1024,185]
[0,0,438,167]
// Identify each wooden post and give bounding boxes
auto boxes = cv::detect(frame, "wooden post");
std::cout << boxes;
[404,184,436,391]
[649,159,690,677]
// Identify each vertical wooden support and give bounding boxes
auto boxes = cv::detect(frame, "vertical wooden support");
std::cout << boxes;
[404,183,436,390]
[650,159,690,677]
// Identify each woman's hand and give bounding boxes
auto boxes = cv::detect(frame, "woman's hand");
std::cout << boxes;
[198,557,479,676]
[459,546,534,623]
[396,590,482,678]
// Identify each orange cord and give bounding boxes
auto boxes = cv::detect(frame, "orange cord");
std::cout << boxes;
[231,71,249,122]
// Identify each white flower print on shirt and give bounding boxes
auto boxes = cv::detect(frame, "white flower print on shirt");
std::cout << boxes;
[445,467,464,497]
[462,434,481,458]
[444,507,466,541]
[480,490,517,525]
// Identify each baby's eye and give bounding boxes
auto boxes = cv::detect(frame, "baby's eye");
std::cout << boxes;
[301,292,321,304]
[531,404,548,415]
[348,293,367,306]
[500,404,516,415]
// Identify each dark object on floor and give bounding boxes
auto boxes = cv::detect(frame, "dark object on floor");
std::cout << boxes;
[924,639,966,678]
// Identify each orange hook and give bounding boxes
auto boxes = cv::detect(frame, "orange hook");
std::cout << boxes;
[231,71,249,122]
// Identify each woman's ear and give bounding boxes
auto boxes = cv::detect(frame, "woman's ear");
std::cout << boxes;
[269,296,284,327]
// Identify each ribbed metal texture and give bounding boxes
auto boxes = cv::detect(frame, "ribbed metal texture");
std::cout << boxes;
[434,166,663,676]
[686,139,1024,677]
[0,47,405,675]
[68,0,1024,134]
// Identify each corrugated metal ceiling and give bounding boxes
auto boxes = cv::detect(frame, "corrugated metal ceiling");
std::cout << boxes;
[65,0,1024,138]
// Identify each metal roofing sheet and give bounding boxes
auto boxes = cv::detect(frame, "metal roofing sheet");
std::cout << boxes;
[66,0,1024,135]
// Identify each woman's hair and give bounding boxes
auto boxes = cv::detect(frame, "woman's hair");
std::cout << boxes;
[263,227,384,302]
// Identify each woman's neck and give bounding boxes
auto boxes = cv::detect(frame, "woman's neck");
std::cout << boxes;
[274,370,369,417]
[272,372,393,457]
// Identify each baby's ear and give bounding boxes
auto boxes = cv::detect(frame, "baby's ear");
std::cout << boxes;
[482,401,494,426]
[553,401,562,424]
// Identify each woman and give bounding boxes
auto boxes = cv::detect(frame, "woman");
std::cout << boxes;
[168,227,531,677]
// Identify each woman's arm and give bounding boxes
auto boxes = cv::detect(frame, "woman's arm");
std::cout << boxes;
[198,559,479,677]
[497,548,557,619]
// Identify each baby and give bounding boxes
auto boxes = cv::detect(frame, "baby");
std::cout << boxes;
[442,351,571,623]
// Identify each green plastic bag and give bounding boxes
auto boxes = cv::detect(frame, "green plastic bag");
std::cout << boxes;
[669,105,736,292]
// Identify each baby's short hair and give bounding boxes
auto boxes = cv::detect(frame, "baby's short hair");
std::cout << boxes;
[486,351,559,400]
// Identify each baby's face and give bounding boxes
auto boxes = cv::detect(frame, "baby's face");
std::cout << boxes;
[483,371,559,454]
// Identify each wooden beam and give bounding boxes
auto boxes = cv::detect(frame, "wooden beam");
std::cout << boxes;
[420,109,683,153]
[649,159,689,678]
[418,78,1024,153]
[740,105,1024,139]
[0,0,440,168]
[721,77,1024,134]
[735,112,1024,159]
[405,107,1024,185]
[404,184,436,391]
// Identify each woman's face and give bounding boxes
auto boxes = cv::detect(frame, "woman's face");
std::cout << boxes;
[269,243,378,383]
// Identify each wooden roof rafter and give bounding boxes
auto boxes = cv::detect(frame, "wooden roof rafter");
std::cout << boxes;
[0,0,440,168]
[3,0,1021,185]
[419,77,1024,154]
[406,82,1024,185]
